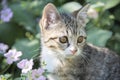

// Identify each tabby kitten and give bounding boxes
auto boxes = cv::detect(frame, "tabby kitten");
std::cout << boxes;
[39,3,120,80]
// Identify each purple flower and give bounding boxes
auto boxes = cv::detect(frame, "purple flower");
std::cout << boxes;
[4,49,22,64]
[0,8,13,22]
[32,68,46,80]
[0,43,8,53]
[37,76,46,80]
[17,59,34,73]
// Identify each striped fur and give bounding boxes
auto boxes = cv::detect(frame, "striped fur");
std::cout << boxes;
[40,3,89,80]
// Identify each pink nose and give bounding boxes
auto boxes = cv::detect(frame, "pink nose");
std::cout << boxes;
[70,49,77,55]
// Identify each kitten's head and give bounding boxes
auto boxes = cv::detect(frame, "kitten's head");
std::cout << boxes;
[40,3,89,58]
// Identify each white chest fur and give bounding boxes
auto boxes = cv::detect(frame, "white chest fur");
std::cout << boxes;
[41,47,62,72]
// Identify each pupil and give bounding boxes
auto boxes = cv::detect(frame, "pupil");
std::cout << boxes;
[78,36,83,43]
[59,36,68,43]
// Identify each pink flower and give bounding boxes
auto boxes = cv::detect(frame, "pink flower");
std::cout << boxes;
[4,49,22,64]
[17,59,34,73]
[0,43,8,53]
[32,68,46,80]
[0,8,13,22]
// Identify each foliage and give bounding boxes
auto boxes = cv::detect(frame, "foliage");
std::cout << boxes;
[0,0,120,79]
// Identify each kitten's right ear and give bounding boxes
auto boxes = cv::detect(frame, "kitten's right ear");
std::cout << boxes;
[72,4,90,27]
[40,3,61,30]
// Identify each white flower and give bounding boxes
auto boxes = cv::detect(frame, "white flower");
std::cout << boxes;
[17,59,34,73]
[4,49,22,64]
[0,43,8,53]
[0,8,13,22]
[88,7,98,19]
[32,68,46,80]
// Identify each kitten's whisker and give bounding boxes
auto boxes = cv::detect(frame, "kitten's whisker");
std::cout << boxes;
[83,55,89,64]
[80,52,89,65]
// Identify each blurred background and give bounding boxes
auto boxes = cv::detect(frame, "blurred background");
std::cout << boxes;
[0,0,120,79]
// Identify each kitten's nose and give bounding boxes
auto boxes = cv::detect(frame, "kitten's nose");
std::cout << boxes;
[70,49,77,55]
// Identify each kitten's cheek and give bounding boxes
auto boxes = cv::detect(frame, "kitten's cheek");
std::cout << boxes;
[64,49,71,55]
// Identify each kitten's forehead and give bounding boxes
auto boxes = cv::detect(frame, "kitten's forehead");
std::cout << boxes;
[61,13,86,36]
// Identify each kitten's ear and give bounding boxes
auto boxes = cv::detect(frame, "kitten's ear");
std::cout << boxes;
[40,3,61,30]
[73,4,90,27]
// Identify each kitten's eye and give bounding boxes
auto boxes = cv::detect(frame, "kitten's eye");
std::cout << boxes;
[77,36,84,43]
[59,36,68,43]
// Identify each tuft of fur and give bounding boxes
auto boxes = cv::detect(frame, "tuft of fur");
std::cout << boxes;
[39,3,120,80]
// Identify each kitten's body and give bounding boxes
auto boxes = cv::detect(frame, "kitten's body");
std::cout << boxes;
[40,3,120,80]
[41,43,120,80]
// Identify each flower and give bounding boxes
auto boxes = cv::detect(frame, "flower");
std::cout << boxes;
[37,76,46,80]
[17,59,34,73]
[88,7,98,19]
[32,68,46,80]
[0,43,8,53]
[0,8,13,22]
[4,49,22,64]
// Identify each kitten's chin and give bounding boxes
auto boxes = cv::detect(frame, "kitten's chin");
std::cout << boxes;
[63,53,79,59]
[65,55,76,59]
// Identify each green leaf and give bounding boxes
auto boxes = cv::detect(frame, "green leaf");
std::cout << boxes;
[104,0,120,10]
[13,38,40,59]
[14,77,26,80]
[86,0,120,9]
[114,7,120,22]
[20,0,53,16]
[10,4,36,33]
[0,74,11,80]
[86,0,94,3]
[87,27,112,47]
[114,43,120,54]
[0,23,25,45]
[60,2,82,13]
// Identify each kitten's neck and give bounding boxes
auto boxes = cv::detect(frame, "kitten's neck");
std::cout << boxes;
[41,46,64,72]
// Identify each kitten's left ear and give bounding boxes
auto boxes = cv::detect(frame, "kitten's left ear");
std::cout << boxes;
[73,4,90,27]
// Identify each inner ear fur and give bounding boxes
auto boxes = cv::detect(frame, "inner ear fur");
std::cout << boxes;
[72,4,90,27]
[40,3,61,30]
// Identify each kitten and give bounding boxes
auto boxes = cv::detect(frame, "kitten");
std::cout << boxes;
[39,3,120,80]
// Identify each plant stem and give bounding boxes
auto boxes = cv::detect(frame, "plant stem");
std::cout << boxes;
[0,64,11,74]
